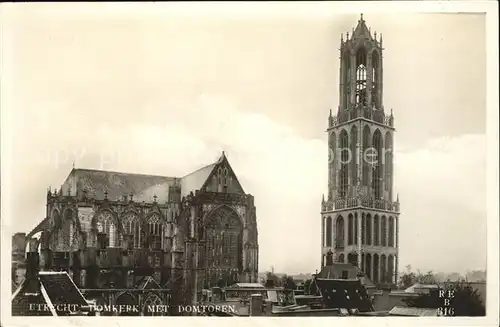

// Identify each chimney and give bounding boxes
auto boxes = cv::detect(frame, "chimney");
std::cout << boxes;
[250,294,263,316]
[264,300,273,316]
[26,251,40,279]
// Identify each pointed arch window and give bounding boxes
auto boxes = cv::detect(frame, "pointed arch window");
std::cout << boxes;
[343,54,351,109]
[216,167,230,193]
[96,211,118,249]
[123,213,141,248]
[147,214,162,250]
[338,130,349,198]
[355,49,367,106]
[372,130,383,199]
[371,51,380,109]
[326,217,332,247]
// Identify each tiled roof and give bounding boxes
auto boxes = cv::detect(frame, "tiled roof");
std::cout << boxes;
[12,272,88,316]
[315,278,374,312]
[180,162,217,197]
[60,153,229,202]
[64,169,177,202]
[317,264,376,288]
[39,272,88,308]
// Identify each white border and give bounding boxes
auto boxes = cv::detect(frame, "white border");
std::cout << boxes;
[1,1,498,327]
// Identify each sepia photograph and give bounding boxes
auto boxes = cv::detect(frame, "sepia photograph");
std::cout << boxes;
[1,1,498,326]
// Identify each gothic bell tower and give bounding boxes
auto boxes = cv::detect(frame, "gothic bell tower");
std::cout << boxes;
[320,14,401,286]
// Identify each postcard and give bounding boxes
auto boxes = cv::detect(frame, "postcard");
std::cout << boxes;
[1,2,498,327]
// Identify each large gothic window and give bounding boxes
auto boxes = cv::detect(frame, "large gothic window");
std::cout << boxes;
[338,130,349,198]
[96,211,118,249]
[372,129,383,199]
[329,132,336,197]
[381,216,387,247]
[388,217,395,247]
[355,49,367,106]
[374,215,380,246]
[385,132,393,193]
[205,207,242,273]
[366,214,372,245]
[123,213,141,248]
[362,126,371,187]
[147,214,162,250]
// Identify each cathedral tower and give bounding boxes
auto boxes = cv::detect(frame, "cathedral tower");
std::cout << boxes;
[321,15,400,286]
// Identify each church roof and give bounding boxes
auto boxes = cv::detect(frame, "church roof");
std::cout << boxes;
[180,162,218,198]
[63,168,177,203]
[60,152,233,202]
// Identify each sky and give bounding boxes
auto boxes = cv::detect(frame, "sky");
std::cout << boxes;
[1,4,487,275]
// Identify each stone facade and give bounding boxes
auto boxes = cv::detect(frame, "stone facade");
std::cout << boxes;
[12,152,259,308]
[320,15,400,286]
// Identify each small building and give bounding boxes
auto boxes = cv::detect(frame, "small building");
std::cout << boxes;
[12,256,89,316]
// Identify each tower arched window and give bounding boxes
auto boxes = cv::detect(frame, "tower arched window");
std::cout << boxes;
[350,126,358,186]
[338,130,349,198]
[329,132,336,198]
[335,216,345,248]
[371,51,380,108]
[381,216,387,247]
[326,217,332,247]
[388,217,395,247]
[347,214,354,245]
[385,132,393,193]
[372,130,383,199]
[355,49,367,106]
[362,126,371,186]
[343,54,351,109]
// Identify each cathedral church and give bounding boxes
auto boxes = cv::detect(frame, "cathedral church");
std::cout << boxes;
[12,151,259,314]
[321,15,401,286]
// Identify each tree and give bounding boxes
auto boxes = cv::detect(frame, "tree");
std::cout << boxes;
[398,265,438,289]
[304,278,318,295]
[280,275,296,290]
[403,282,485,316]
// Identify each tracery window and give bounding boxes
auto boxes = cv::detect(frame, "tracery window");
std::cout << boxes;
[372,130,383,199]
[205,207,242,273]
[123,213,141,248]
[339,130,349,198]
[216,167,230,192]
[147,214,162,250]
[96,211,118,249]
[356,49,367,106]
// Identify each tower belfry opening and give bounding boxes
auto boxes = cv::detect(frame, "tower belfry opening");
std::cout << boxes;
[322,15,400,288]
